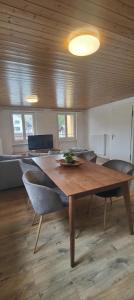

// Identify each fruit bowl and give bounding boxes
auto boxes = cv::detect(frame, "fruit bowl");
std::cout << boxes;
[56,159,82,167]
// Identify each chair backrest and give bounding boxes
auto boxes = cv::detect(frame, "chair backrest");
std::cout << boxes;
[76,151,97,163]
[19,158,39,173]
[98,159,134,198]
[23,170,63,215]
[20,159,55,188]
[103,159,134,175]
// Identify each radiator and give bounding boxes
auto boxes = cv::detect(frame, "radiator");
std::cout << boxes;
[90,134,107,156]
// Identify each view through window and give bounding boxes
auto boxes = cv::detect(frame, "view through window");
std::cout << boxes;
[58,113,76,139]
[12,113,34,142]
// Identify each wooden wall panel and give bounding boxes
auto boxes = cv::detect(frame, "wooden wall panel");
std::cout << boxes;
[0,0,133,109]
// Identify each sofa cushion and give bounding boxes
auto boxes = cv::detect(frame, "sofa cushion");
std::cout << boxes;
[0,155,23,161]
[0,159,23,190]
[69,148,88,153]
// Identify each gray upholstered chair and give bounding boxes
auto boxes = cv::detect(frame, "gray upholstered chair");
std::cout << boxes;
[23,170,68,253]
[76,151,97,163]
[96,159,134,229]
[20,158,56,188]
[19,158,39,172]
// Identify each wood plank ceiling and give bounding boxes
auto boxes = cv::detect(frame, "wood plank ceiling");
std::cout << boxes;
[0,0,134,110]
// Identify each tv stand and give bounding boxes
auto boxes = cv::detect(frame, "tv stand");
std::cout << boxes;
[29,148,60,155]
[30,149,49,154]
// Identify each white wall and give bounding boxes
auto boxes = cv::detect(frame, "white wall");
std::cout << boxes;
[0,109,13,154]
[1,97,133,161]
[0,109,88,154]
[88,97,134,162]
[77,111,88,149]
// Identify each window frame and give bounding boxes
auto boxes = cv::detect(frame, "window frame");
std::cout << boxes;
[57,112,77,140]
[11,111,36,144]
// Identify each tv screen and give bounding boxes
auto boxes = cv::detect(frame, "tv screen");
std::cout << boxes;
[28,134,53,150]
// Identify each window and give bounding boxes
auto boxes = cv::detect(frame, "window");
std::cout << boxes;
[12,112,35,143]
[58,113,76,139]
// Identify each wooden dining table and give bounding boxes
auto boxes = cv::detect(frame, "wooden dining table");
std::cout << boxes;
[33,155,134,267]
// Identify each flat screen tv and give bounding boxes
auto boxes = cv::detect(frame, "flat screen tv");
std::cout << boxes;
[28,134,53,150]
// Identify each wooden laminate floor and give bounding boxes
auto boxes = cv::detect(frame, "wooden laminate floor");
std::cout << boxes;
[0,187,134,300]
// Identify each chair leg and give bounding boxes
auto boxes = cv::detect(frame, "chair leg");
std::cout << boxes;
[87,195,93,218]
[26,197,31,209]
[104,197,108,230]
[76,195,94,239]
[75,228,81,239]
[104,197,113,230]
[109,197,113,219]
[33,215,43,254]
[32,212,37,226]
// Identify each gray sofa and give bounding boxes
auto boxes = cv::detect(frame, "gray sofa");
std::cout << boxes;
[0,155,38,191]
[0,154,51,190]
[0,150,96,191]
[0,159,23,190]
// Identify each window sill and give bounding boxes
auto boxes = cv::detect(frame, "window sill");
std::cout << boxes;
[59,138,77,142]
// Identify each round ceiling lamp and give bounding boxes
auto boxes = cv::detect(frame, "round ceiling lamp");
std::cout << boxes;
[26,95,38,103]
[68,33,100,56]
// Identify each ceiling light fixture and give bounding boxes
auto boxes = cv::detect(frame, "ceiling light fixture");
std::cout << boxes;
[26,95,38,103]
[68,33,100,56]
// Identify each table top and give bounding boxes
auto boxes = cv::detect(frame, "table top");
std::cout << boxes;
[33,155,134,197]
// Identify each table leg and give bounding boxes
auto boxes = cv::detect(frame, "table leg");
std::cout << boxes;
[69,195,75,267]
[122,182,133,235]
